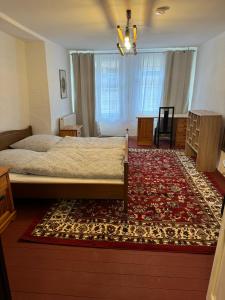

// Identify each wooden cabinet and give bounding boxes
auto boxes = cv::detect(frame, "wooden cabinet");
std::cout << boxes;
[185,110,222,172]
[0,168,14,299]
[59,125,83,137]
[137,117,154,146]
[174,117,187,148]
[0,168,16,234]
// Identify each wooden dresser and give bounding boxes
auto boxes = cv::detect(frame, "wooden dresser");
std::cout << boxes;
[185,110,222,172]
[59,125,83,137]
[0,168,16,234]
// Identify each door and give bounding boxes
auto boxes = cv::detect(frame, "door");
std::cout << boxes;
[207,207,225,300]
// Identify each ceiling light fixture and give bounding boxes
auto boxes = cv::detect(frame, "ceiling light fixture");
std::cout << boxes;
[117,10,137,56]
[155,6,170,15]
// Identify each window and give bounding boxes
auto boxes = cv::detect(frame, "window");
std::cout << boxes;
[95,55,123,122]
[95,53,166,134]
[100,64,120,117]
[136,63,165,115]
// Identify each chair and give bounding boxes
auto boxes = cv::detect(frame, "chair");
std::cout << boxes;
[154,106,175,148]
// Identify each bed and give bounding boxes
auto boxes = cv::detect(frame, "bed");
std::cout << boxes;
[0,126,128,213]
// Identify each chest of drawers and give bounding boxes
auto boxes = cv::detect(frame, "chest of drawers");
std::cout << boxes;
[59,125,83,137]
[0,168,16,234]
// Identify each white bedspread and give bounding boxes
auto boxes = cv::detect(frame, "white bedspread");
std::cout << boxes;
[1,136,126,179]
[52,136,126,149]
[23,148,124,179]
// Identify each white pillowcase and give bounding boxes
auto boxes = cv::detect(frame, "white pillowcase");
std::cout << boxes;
[10,135,62,152]
[0,149,44,174]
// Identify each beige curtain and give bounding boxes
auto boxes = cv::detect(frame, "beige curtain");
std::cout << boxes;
[163,50,194,114]
[71,53,99,137]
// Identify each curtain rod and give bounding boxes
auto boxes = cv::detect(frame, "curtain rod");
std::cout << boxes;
[69,47,197,55]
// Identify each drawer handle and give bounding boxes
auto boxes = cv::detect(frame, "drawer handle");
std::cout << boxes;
[0,195,6,202]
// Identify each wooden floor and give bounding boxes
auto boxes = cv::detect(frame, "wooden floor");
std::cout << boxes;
[2,200,214,300]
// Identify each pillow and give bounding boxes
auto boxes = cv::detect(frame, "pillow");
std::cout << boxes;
[0,149,44,174]
[10,135,62,152]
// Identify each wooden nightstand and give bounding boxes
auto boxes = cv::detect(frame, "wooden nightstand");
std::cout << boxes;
[59,125,83,137]
[0,168,15,300]
[0,167,16,234]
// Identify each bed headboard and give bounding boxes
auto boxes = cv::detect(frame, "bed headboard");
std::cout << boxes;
[59,113,76,129]
[0,126,32,151]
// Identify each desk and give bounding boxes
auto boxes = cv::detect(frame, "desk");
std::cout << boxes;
[173,116,188,148]
[137,115,187,147]
[137,117,154,146]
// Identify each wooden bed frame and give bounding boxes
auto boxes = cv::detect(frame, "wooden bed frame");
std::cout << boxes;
[0,126,129,213]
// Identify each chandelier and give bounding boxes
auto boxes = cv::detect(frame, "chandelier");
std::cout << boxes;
[117,10,137,56]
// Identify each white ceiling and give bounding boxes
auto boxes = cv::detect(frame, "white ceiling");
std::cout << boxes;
[0,0,225,50]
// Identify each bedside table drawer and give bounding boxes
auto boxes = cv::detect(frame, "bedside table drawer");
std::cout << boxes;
[0,191,7,210]
[59,125,83,137]
[59,130,76,137]
[0,175,7,194]
[0,168,16,234]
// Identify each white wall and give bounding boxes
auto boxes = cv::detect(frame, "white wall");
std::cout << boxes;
[26,40,72,134]
[192,31,225,119]
[0,29,72,134]
[26,41,52,134]
[0,11,73,134]
[192,31,225,173]
[45,41,72,134]
[0,30,29,131]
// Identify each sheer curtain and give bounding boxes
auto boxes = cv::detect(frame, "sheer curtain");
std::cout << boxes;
[95,53,166,136]
[95,54,127,124]
[130,53,166,118]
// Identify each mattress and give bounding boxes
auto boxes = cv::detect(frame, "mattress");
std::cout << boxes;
[9,173,123,184]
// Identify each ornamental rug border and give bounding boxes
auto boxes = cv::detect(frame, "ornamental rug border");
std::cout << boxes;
[21,149,223,253]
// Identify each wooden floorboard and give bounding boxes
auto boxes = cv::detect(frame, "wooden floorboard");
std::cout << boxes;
[1,200,214,300]
[5,257,211,279]
[4,246,214,268]
[11,290,206,300]
[8,267,209,290]
[12,291,100,300]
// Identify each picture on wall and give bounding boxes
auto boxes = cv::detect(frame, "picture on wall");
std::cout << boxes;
[59,69,67,98]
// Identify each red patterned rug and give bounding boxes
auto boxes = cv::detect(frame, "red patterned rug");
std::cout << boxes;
[21,149,223,253]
